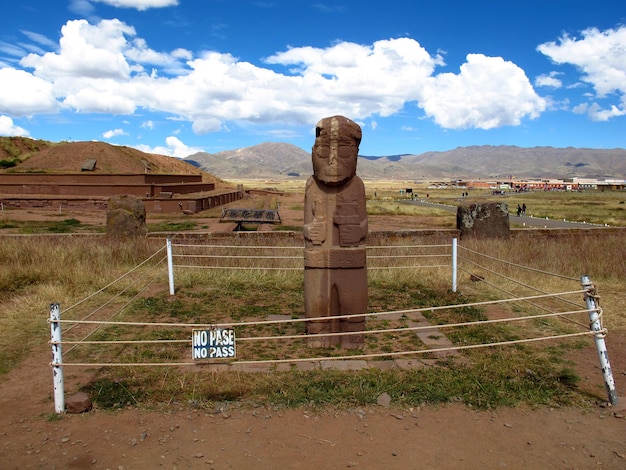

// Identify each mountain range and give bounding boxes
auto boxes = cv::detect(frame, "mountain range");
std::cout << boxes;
[1,136,624,181]
[186,143,626,181]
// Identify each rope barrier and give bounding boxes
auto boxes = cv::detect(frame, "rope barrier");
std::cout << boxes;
[367,244,451,249]
[171,243,450,250]
[171,247,449,265]
[368,264,450,270]
[173,263,449,271]
[62,254,168,335]
[458,245,578,281]
[172,243,303,250]
[45,237,619,411]
[51,307,592,346]
[174,254,300,259]
[368,254,449,259]
[457,263,589,329]
[52,330,598,368]
[63,245,167,313]
[173,264,303,271]
[49,240,599,368]
[460,256,584,310]
[55,289,587,329]
[63,257,167,355]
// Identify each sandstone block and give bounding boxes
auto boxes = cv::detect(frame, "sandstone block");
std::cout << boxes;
[66,391,93,414]
[456,202,510,239]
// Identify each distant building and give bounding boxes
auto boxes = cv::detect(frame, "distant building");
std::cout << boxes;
[461,177,624,191]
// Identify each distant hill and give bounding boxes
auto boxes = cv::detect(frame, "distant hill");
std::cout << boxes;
[187,143,626,180]
[0,136,52,168]
[186,142,312,179]
[3,137,624,181]
[0,137,225,186]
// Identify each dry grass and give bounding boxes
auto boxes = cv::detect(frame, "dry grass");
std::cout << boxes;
[0,236,163,373]
[1,194,624,409]
[458,232,626,330]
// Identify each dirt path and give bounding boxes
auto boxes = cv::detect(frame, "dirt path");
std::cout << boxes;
[1,332,625,469]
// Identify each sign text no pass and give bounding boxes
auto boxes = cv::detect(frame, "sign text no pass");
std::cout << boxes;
[192,328,236,359]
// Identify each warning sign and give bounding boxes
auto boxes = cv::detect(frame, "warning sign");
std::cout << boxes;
[192,328,236,360]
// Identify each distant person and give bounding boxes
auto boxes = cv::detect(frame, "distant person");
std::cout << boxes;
[516,204,522,217]
[522,203,527,216]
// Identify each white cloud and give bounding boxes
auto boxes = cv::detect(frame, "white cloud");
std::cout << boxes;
[20,31,58,50]
[102,128,128,138]
[538,26,626,96]
[265,38,443,118]
[584,103,625,121]
[538,26,626,119]
[91,0,178,10]
[7,19,548,135]
[572,103,588,114]
[141,120,154,130]
[0,41,28,58]
[535,72,562,88]
[0,68,58,115]
[0,115,29,136]
[20,19,135,80]
[69,0,96,16]
[63,81,138,113]
[420,54,546,129]
[134,136,203,158]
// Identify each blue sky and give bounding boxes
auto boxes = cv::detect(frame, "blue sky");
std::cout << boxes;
[0,0,625,158]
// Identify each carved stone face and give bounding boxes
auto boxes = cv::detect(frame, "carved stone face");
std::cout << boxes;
[312,115,361,186]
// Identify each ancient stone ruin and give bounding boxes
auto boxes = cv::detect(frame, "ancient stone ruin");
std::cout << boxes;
[0,172,242,214]
[106,194,148,238]
[456,202,510,239]
[303,115,368,349]
[219,208,282,231]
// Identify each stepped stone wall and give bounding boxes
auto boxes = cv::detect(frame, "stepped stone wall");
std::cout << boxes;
[0,173,242,214]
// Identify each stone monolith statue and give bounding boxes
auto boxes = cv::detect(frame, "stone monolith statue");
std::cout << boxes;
[304,115,368,349]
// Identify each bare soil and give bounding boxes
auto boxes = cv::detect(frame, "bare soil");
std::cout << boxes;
[1,192,626,469]
[1,336,625,470]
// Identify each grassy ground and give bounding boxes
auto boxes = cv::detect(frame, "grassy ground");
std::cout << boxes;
[361,181,626,227]
[1,226,623,410]
[1,180,623,410]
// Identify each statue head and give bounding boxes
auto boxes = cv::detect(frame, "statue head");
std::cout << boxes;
[312,115,361,186]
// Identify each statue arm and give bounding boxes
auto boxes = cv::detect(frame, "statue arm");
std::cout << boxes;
[303,178,326,245]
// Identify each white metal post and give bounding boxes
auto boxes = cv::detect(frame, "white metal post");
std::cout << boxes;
[49,303,65,414]
[167,238,175,295]
[451,238,458,293]
[580,275,618,405]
